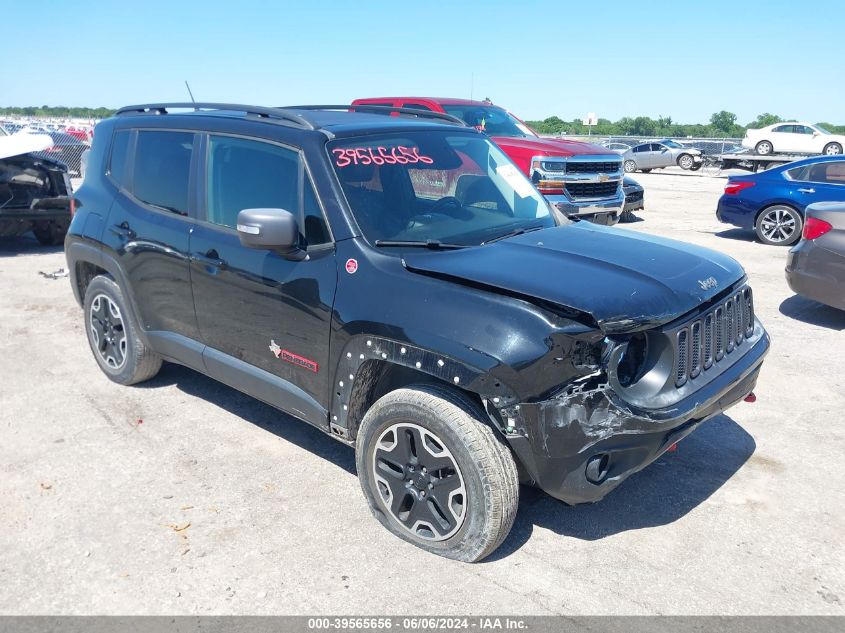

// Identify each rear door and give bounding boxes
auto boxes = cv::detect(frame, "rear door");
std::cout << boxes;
[189,133,336,427]
[102,128,201,346]
[786,162,845,210]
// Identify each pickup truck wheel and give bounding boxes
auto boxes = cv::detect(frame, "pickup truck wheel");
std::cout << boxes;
[83,275,162,385]
[623,160,637,173]
[356,384,519,562]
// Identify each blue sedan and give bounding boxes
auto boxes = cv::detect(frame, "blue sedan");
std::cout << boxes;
[716,155,845,245]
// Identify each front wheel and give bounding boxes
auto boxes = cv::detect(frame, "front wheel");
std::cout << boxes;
[755,205,802,246]
[356,385,519,562]
[623,160,637,173]
[823,142,843,156]
[677,154,694,170]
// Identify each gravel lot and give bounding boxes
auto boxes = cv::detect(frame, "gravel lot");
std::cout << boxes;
[1,169,843,615]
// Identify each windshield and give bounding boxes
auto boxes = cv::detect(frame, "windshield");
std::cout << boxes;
[661,139,682,148]
[815,124,831,135]
[328,132,556,246]
[441,105,536,138]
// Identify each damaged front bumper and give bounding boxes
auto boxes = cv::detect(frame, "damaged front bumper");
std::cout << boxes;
[502,328,770,505]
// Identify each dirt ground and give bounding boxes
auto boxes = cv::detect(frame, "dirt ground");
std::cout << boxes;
[1,168,843,615]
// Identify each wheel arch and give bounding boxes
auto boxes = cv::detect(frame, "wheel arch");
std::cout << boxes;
[332,336,516,442]
[754,200,803,225]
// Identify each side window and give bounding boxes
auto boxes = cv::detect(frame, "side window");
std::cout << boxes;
[206,135,331,245]
[798,126,815,135]
[633,145,645,153]
[133,130,193,215]
[785,165,811,181]
[773,125,794,134]
[823,162,845,184]
[403,103,434,111]
[207,135,298,229]
[303,175,331,245]
[109,130,131,188]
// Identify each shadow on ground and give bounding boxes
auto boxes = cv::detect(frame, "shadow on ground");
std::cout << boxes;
[779,294,845,331]
[138,363,755,560]
[714,228,757,242]
[0,234,63,258]
[487,413,755,560]
[141,363,357,475]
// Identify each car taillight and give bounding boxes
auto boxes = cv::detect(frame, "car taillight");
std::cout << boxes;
[724,181,755,195]
[69,198,76,218]
[536,180,565,195]
[803,217,832,240]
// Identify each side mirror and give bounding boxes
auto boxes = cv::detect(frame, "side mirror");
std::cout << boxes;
[236,208,306,261]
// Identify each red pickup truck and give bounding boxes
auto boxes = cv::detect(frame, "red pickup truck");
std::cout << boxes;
[352,97,624,225]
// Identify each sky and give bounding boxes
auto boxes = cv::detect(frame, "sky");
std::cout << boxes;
[3,0,844,124]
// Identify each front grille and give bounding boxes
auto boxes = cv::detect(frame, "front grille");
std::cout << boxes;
[566,161,620,174]
[673,287,755,387]
[565,181,619,199]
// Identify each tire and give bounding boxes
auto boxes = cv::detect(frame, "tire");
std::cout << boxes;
[623,160,637,173]
[83,275,162,385]
[755,140,773,155]
[677,154,694,170]
[689,162,702,171]
[823,142,843,156]
[356,384,519,562]
[32,221,66,246]
[755,205,802,246]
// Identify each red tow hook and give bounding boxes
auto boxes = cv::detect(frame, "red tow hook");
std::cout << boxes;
[744,392,757,403]
[667,443,678,452]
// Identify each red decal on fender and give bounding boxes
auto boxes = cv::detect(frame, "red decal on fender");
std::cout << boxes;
[345,258,358,274]
[269,339,319,373]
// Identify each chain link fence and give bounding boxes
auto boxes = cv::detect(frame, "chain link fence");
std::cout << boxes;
[1,116,96,179]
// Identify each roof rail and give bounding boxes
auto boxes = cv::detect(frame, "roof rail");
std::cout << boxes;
[285,104,467,127]
[114,102,316,130]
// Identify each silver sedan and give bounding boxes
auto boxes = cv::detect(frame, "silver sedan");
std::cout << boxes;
[786,201,845,311]
[622,140,703,173]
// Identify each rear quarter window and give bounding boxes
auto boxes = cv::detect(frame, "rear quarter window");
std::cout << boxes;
[108,130,131,189]
[133,130,194,215]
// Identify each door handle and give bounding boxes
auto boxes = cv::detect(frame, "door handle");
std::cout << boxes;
[192,250,227,269]
[798,188,816,193]
[109,222,136,240]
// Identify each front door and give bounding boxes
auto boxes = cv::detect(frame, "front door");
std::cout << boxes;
[189,133,336,427]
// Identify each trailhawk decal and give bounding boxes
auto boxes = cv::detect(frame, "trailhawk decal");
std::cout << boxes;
[269,340,319,373]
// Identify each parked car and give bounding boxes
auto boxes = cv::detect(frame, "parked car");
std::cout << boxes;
[621,177,644,221]
[742,122,845,156]
[35,131,89,177]
[716,156,845,245]
[602,142,632,154]
[622,140,703,172]
[67,102,769,562]
[785,201,845,311]
[351,97,624,226]
[0,146,73,245]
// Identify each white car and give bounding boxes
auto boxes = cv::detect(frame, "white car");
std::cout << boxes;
[742,122,844,156]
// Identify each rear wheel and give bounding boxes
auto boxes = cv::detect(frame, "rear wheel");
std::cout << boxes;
[755,140,773,155]
[83,275,162,384]
[623,160,637,173]
[755,205,802,246]
[823,142,842,156]
[356,385,519,562]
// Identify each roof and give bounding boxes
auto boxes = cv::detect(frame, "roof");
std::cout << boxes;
[354,96,500,107]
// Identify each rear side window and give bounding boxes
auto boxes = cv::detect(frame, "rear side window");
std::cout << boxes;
[206,135,330,245]
[109,130,131,188]
[133,130,193,215]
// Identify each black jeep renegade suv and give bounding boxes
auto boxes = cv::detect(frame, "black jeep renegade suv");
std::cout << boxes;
[65,103,769,561]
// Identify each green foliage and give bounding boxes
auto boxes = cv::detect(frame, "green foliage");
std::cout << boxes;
[526,111,844,139]
[0,105,115,119]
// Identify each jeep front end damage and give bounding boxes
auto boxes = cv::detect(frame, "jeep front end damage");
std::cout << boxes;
[489,287,770,505]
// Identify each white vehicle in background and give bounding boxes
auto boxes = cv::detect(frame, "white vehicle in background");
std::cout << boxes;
[743,122,845,156]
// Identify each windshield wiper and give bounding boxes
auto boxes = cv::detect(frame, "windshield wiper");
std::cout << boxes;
[482,225,545,245]
[374,239,468,250]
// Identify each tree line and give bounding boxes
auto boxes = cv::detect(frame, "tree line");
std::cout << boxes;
[524,112,845,138]
[2,106,843,138]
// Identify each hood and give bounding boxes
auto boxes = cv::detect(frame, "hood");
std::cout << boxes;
[491,135,613,157]
[402,224,745,334]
